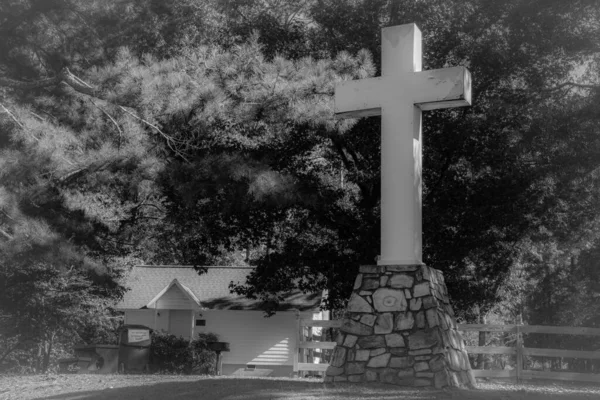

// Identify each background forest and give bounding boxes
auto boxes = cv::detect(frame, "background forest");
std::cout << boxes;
[1,0,600,373]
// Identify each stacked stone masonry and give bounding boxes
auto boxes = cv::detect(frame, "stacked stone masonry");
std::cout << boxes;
[324,264,475,388]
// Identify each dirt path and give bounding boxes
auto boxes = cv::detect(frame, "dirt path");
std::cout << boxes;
[1,374,599,400]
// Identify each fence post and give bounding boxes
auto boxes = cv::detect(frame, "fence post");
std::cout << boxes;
[516,322,523,383]
[298,318,306,377]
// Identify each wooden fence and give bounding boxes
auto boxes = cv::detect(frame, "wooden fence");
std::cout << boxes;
[293,319,600,383]
[459,323,600,383]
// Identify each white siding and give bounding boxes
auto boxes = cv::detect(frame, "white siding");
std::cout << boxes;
[169,309,193,339]
[155,285,195,309]
[194,310,306,366]
[125,309,170,332]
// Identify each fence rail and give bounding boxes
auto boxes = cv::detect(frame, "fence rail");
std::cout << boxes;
[294,319,600,383]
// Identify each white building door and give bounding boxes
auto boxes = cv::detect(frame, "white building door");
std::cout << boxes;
[169,309,192,339]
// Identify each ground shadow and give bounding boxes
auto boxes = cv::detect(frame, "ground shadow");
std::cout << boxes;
[29,377,600,400]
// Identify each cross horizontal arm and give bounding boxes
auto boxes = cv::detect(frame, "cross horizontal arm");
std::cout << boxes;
[413,66,471,110]
[334,77,388,119]
[334,66,471,119]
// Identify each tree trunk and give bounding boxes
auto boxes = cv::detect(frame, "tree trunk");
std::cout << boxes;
[41,332,55,373]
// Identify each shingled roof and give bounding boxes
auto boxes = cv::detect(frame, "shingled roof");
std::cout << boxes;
[116,265,323,312]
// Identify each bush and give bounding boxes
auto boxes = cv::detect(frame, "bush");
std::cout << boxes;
[150,331,219,374]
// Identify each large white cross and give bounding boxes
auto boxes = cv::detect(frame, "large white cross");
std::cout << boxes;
[335,23,472,266]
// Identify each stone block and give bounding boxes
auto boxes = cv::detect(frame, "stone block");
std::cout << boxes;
[410,298,422,311]
[355,349,370,361]
[389,274,414,288]
[367,353,390,368]
[370,348,386,357]
[357,335,386,349]
[422,265,432,281]
[342,319,373,336]
[414,378,432,387]
[414,282,430,297]
[385,265,419,272]
[422,296,437,309]
[389,356,413,369]
[449,330,463,349]
[408,348,432,356]
[439,312,449,330]
[362,278,380,290]
[434,370,450,388]
[397,368,414,377]
[366,370,378,381]
[373,288,407,312]
[353,274,363,290]
[380,275,389,287]
[345,362,366,375]
[333,376,348,382]
[360,265,384,274]
[415,355,432,361]
[348,374,364,383]
[416,311,425,328]
[388,347,406,357]
[404,289,412,299]
[416,372,434,378]
[343,334,358,348]
[325,366,344,376]
[359,291,373,297]
[385,333,405,347]
[466,369,476,387]
[426,308,439,328]
[335,332,345,346]
[460,351,470,370]
[448,349,462,371]
[414,361,430,372]
[360,314,377,327]
[374,313,393,334]
[330,347,347,367]
[324,376,333,383]
[449,371,461,387]
[395,311,415,331]
[429,355,446,371]
[408,329,440,350]
[348,293,373,313]
[380,368,398,384]
[347,349,355,362]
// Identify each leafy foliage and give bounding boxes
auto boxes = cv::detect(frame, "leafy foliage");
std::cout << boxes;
[150,331,219,374]
[0,1,600,360]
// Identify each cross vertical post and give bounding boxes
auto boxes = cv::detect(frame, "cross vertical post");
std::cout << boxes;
[334,23,472,265]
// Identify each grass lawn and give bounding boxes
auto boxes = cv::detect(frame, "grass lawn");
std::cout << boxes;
[1,375,599,400]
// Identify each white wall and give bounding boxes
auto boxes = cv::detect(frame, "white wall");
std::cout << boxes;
[125,309,170,332]
[169,309,193,339]
[194,310,313,366]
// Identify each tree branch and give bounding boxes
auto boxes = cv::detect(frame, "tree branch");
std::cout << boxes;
[89,100,123,149]
[0,103,24,128]
[544,81,600,92]
[0,228,13,241]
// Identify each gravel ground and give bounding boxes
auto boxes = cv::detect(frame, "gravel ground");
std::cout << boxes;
[1,374,599,400]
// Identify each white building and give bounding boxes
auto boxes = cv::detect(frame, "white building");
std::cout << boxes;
[116,265,327,376]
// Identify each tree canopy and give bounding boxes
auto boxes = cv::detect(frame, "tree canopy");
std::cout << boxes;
[1,1,600,370]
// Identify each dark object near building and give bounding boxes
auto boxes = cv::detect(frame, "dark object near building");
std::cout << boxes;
[74,344,120,373]
[118,325,151,373]
[206,341,230,375]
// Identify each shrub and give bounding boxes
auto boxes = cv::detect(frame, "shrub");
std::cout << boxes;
[150,331,219,374]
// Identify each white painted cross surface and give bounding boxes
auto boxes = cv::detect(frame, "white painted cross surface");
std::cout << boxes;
[335,23,471,266]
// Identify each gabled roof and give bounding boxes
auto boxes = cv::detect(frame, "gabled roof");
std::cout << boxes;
[116,266,322,312]
[145,279,201,309]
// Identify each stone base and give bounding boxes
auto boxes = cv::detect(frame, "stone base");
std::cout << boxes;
[324,264,474,388]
